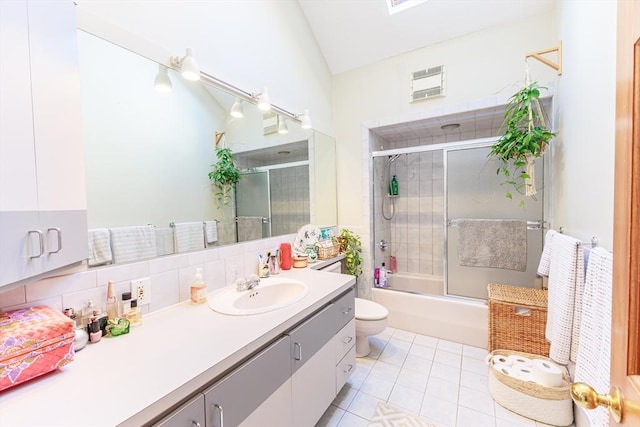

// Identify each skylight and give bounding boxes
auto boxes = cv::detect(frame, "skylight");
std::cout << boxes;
[387,0,429,15]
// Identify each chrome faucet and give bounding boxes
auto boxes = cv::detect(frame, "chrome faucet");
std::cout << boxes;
[236,274,261,291]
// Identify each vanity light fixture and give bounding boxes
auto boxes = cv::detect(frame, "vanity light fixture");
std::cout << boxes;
[298,109,312,129]
[277,116,289,134]
[230,98,244,118]
[170,48,200,81]
[254,86,271,111]
[154,65,173,93]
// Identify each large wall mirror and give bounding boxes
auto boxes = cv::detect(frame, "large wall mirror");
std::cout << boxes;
[77,30,337,266]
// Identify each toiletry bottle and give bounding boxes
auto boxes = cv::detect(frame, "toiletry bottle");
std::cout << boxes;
[126,300,142,327]
[374,268,380,286]
[121,291,132,316]
[106,280,118,320]
[379,262,388,287]
[390,256,397,274]
[279,243,292,270]
[89,320,102,343]
[269,253,280,275]
[390,175,399,196]
[258,254,270,278]
[190,268,207,304]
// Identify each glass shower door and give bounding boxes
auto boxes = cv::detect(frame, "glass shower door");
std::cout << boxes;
[445,145,544,300]
[236,171,271,241]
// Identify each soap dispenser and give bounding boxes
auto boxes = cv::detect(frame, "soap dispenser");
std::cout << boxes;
[190,268,207,304]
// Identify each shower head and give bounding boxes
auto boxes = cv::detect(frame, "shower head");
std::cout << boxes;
[387,154,401,164]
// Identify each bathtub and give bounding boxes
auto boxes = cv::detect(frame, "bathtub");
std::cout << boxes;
[383,272,444,295]
[372,286,488,348]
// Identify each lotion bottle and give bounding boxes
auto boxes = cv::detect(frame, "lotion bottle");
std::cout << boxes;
[379,262,388,287]
[106,280,118,320]
[190,268,207,304]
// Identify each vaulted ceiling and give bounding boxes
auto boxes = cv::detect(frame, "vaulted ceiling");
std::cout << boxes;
[298,0,555,75]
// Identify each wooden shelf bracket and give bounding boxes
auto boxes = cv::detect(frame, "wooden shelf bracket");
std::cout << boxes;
[526,41,562,75]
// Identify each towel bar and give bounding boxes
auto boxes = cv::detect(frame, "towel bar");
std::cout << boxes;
[447,219,545,230]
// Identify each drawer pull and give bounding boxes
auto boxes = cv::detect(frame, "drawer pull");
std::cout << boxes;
[344,364,354,374]
[214,403,224,427]
[192,421,202,427]
[47,227,62,254]
[343,336,353,344]
[28,230,44,259]
[342,307,353,314]
[294,342,303,361]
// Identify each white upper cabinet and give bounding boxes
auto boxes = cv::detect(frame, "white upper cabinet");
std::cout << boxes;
[0,0,87,289]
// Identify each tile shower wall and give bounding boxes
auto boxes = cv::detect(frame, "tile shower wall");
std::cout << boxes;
[389,151,444,276]
[0,235,296,316]
[270,165,310,236]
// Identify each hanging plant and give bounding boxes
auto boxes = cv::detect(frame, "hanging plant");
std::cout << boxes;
[337,228,363,278]
[208,146,241,206]
[488,81,555,206]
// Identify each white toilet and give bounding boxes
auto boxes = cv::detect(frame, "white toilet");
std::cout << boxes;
[354,298,389,357]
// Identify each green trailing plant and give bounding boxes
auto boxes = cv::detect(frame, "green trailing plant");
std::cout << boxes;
[337,228,363,278]
[208,147,241,206]
[489,82,555,206]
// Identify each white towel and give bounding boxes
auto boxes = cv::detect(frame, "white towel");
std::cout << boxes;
[87,228,112,266]
[110,225,157,264]
[574,248,612,427]
[545,232,584,364]
[205,221,218,244]
[537,229,557,276]
[155,227,175,256]
[237,216,263,242]
[173,222,205,253]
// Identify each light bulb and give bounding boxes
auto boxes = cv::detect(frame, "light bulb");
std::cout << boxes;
[230,98,244,118]
[181,48,200,81]
[300,109,312,129]
[257,86,271,111]
[154,65,173,93]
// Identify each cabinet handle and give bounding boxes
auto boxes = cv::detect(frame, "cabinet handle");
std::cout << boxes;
[343,336,353,344]
[294,342,303,361]
[344,364,354,374]
[342,307,353,314]
[214,403,224,427]
[191,421,202,427]
[47,227,62,254]
[28,230,44,259]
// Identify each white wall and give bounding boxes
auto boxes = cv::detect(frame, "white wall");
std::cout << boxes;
[551,1,616,249]
[75,0,333,136]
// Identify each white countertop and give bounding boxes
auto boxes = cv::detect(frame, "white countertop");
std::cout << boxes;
[0,266,355,427]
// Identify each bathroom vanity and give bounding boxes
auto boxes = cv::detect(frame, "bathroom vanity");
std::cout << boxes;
[0,267,355,426]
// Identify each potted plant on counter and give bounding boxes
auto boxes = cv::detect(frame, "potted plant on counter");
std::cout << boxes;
[337,228,363,278]
[489,81,555,205]
[209,146,241,206]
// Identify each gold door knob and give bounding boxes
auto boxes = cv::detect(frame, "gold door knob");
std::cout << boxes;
[570,382,623,423]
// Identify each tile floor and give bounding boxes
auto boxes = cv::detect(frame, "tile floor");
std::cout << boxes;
[315,327,574,427]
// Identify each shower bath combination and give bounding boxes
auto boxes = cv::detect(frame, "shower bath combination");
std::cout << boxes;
[372,140,545,301]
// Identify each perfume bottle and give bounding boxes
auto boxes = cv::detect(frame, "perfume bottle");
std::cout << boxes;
[121,291,132,316]
[106,280,118,321]
[126,299,142,327]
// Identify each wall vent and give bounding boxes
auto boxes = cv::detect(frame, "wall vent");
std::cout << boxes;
[262,111,277,135]
[410,65,445,102]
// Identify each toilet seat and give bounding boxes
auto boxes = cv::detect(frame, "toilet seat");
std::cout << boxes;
[355,298,388,321]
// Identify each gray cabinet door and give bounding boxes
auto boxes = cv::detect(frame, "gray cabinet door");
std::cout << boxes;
[154,394,205,427]
[287,303,336,374]
[204,336,290,427]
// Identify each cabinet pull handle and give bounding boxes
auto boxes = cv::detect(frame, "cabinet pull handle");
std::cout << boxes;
[28,230,44,259]
[343,336,353,344]
[294,342,303,361]
[192,421,202,427]
[342,307,353,314]
[47,227,62,254]
[344,364,354,374]
[214,403,224,427]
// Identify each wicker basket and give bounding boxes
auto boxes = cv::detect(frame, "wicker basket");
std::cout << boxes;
[486,349,573,426]
[316,243,340,260]
[488,283,550,356]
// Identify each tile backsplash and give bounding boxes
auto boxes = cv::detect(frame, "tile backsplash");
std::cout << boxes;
[0,234,297,315]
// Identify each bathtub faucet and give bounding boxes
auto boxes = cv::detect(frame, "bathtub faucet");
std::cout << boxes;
[379,240,388,251]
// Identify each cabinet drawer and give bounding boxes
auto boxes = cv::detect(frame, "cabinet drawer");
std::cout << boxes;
[204,336,290,427]
[336,345,356,394]
[153,394,205,427]
[332,287,355,333]
[334,318,356,364]
[288,303,335,373]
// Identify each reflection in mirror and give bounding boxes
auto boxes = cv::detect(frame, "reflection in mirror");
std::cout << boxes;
[77,30,336,266]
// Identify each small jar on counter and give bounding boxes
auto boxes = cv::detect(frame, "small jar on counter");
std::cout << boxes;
[126,299,142,327]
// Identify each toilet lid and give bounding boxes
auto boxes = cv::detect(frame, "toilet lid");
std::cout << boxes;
[355,298,389,321]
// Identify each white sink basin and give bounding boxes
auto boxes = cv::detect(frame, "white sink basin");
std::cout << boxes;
[208,278,308,315]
